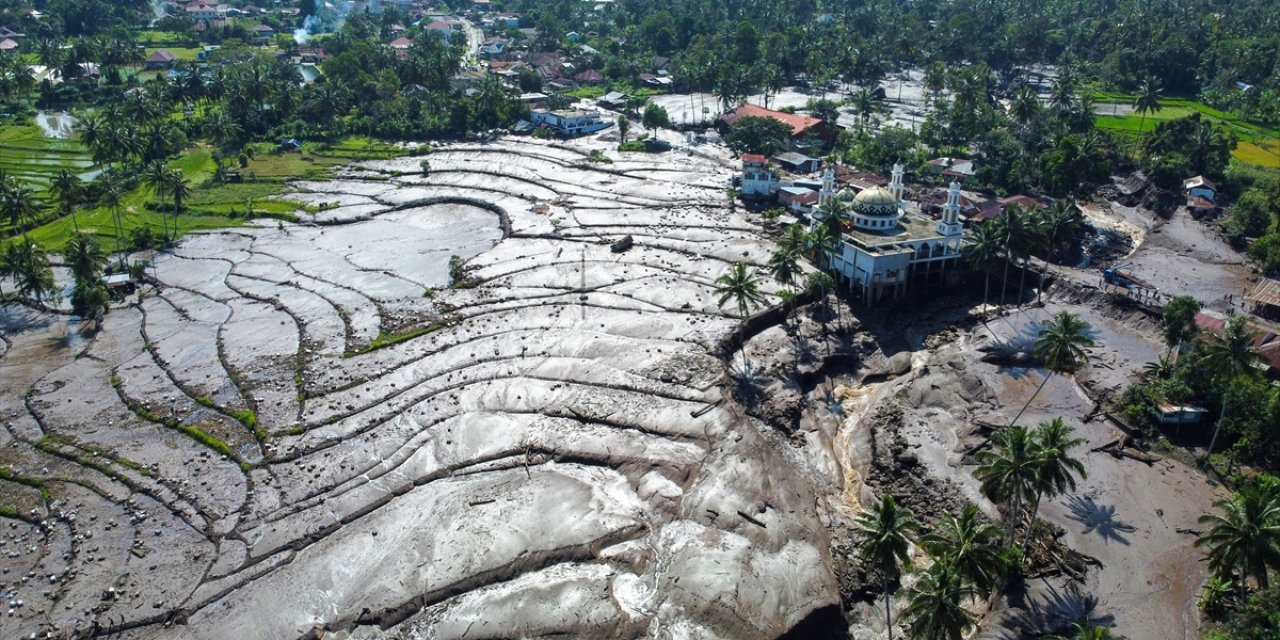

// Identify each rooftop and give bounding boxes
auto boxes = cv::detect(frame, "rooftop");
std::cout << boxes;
[844,211,949,248]
[719,103,825,136]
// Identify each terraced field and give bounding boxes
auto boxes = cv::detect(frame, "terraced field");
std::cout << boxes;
[0,138,839,639]
[0,123,95,189]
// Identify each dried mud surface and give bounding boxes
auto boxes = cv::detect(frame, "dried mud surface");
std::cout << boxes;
[0,138,840,639]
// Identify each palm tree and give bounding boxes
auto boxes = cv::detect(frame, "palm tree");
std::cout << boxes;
[1022,418,1087,550]
[2,240,58,307]
[965,222,1002,314]
[714,262,766,372]
[1009,312,1095,427]
[819,196,852,237]
[1198,315,1262,459]
[779,223,809,257]
[975,425,1039,543]
[164,168,191,243]
[855,494,918,640]
[1049,622,1116,640]
[1034,201,1083,303]
[1195,483,1280,594]
[993,204,1035,306]
[1009,85,1039,128]
[900,562,976,640]
[2,182,42,233]
[49,169,84,232]
[920,505,1006,593]
[805,224,837,269]
[768,248,801,294]
[62,232,107,286]
[97,177,127,269]
[1132,76,1163,139]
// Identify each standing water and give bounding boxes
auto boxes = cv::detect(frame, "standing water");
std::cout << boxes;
[35,111,79,139]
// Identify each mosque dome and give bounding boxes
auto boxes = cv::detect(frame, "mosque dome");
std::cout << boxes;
[852,186,899,217]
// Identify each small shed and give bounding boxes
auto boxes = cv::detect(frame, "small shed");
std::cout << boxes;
[145,50,178,70]
[598,91,629,110]
[1183,175,1217,203]
[772,152,821,174]
[1246,277,1280,320]
[1156,402,1208,425]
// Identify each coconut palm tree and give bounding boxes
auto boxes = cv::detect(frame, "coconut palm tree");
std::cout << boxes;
[819,196,852,237]
[920,504,1007,593]
[855,494,918,640]
[779,223,809,257]
[1009,311,1095,427]
[1021,418,1087,550]
[1034,201,1083,303]
[62,232,107,286]
[2,240,58,307]
[164,168,191,243]
[1198,315,1262,459]
[49,169,84,232]
[1132,76,1163,139]
[1048,622,1116,640]
[900,562,976,640]
[2,182,42,233]
[1009,85,1039,129]
[97,177,127,269]
[993,204,1035,306]
[965,222,1002,314]
[975,425,1039,543]
[768,248,801,294]
[805,224,837,270]
[714,261,766,372]
[1195,483,1280,594]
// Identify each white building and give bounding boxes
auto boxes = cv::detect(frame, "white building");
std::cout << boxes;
[819,164,966,302]
[530,109,610,136]
[738,154,780,197]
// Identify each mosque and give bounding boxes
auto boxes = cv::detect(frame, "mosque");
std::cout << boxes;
[815,164,966,302]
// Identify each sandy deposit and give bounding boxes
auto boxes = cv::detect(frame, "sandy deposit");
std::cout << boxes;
[0,136,840,639]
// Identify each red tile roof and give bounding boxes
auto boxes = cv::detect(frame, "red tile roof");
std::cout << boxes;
[741,153,767,164]
[719,103,826,137]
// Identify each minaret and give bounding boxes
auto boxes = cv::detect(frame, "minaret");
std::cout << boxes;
[819,167,835,207]
[936,181,964,237]
[889,163,905,203]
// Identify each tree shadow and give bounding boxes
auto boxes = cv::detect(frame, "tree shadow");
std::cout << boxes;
[991,579,1119,639]
[1065,494,1135,546]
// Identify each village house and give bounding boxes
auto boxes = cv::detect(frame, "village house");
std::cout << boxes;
[387,36,413,59]
[778,185,820,213]
[1184,175,1218,214]
[251,24,275,43]
[0,37,18,52]
[597,91,629,110]
[818,165,966,302]
[530,109,610,137]
[145,50,178,70]
[772,151,821,174]
[425,19,459,39]
[718,103,833,151]
[574,69,604,85]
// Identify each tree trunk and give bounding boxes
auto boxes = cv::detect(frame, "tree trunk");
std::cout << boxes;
[882,572,894,640]
[999,252,1011,306]
[1205,395,1229,460]
[1020,494,1042,552]
[1009,372,1052,428]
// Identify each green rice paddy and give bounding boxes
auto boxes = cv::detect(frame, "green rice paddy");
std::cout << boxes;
[1092,93,1280,167]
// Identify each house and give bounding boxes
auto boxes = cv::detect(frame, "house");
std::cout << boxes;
[1247,277,1280,322]
[251,24,275,43]
[565,31,580,42]
[597,91,629,110]
[834,166,888,192]
[388,37,413,58]
[530,109,610,136]
[492,13,520,29]
[0,27,22,40]
[425,19,457,38]
[778,185,820,212]
[971,194,1047,222]
[573,69,604,85]
[518,92,549,109]
[1195,311,1280,381]
[145,50,178,70]
[0,37,18,52]
[927,157,977,180]
[545,77,577,92]
[185,1,225,21]
[1184,175,1218,213]
[737,154,780,197]
[772,152,821,174]
[718,103,833,150]
[819,166,966,302]
[639,73,672,88]
[479,37,509,58]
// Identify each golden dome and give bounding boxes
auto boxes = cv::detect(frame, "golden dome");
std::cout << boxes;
[852,186,898,217]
